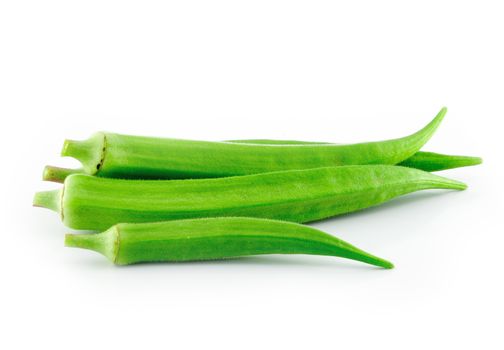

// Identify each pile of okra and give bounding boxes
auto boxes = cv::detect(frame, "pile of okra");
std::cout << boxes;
[34,107,481,268]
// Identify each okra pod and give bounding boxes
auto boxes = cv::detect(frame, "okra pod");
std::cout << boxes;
[57,108,447,180]
[64,217,394,268]
[42,150,482,183]
[34,165,466,231]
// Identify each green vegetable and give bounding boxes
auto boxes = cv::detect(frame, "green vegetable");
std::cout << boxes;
[42,150,482,183]
[43,149,481,184]
[227,140,482,172]
[64,217,394,268]
[56,108,446,180]
[34,165,466,231]
[396,151,482,172]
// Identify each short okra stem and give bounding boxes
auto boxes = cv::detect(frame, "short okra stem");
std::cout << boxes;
[43,166,85,183]
[64,217,394,268]
[61,132,105,175]
[65,227,118,262]
[33,189,62,213]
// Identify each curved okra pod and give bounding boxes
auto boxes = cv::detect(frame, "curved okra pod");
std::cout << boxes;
[34,165,466,231]
[227,140,482,172]
[64,217,394,268]
[58,108,447,179]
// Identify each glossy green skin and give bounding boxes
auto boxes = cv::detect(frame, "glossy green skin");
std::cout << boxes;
[34,165,466,231]
[64,217,394,268]
[228,139,482,172]
[61,108,446,179]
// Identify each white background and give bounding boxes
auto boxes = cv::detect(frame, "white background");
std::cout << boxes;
[1,1,502,349]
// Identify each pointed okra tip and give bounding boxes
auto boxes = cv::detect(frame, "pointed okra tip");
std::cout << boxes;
[420,106,447,135]
[444,177,468,191]
[429,106,447,130]
[374,257,394,269]
[356,252,394,269]
[445,178,468,191]
[346,245,395,269]
[401,107,448,158]
[418,167,468,190]
[460,155,483,168]
[473,156,483,165]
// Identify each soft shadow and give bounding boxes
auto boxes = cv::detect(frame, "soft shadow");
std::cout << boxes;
[116,255,389,272]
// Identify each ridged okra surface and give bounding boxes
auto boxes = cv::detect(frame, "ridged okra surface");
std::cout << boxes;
[60,108,447,179]
[34,165,466,231]
[65,217,394,268]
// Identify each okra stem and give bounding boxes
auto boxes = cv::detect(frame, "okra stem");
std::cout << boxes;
[43,166,85,183]
[65,227,118,262]
[61,133,105,174]
[33,189,62,212]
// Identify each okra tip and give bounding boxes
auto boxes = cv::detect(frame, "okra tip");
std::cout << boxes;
[427,171,468,191]
[458,155,483,167]
[375,259,395,270]
[448,179,468,191]
[425,106,447,132]
[445,155,483,171]
[346,246,394,269]
[370,257,394,269]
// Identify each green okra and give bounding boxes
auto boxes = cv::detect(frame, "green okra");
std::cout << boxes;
[227,140,482,172]
[34,165,466,231]
[54,108,447,180]
[64,217,394,268]
[396,151,482,172]
[42,150,482,183]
